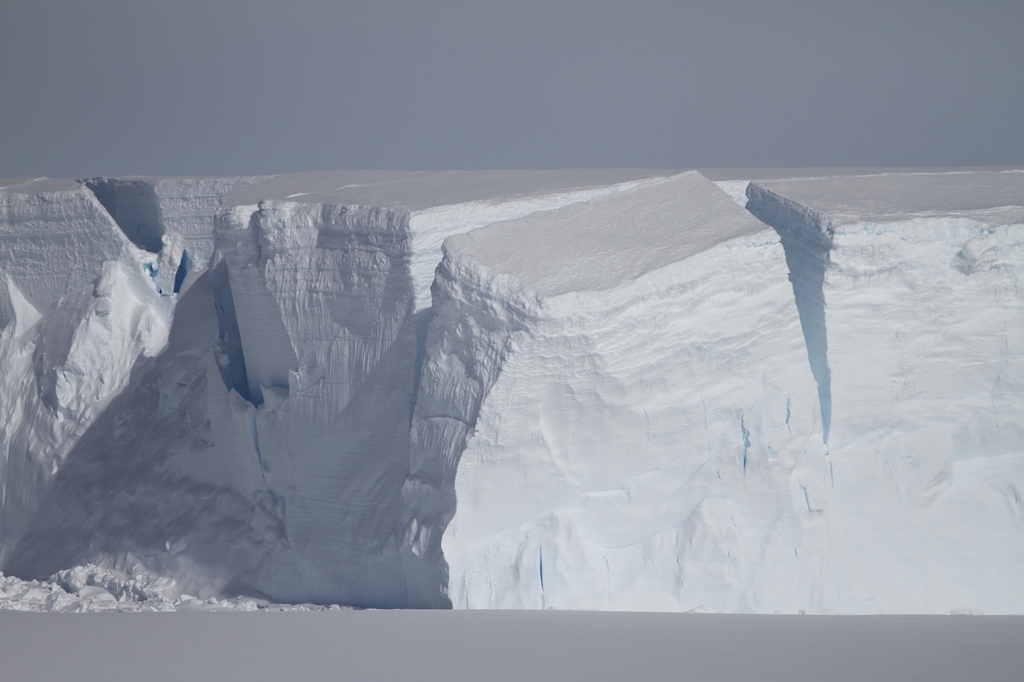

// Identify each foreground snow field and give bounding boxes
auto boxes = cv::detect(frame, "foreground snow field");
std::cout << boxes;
[0,169,1021,612]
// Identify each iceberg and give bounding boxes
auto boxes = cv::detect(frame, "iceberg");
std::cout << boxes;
[206,169,667,606]
[745,171,1024,612]
[0,170,669,607]
[0,177,172,571]
[417,171,826,610]
[0,168,1021,613]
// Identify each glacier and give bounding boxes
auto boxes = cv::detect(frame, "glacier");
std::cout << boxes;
[0,168,1020,613]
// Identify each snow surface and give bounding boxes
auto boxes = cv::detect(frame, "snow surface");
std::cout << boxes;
[750,170,1024,223]
[450,171,766,295]
[0,168,1021,613]
[223,169,668,310]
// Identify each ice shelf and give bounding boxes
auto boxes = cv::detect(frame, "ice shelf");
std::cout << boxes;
[0,169,1021,613]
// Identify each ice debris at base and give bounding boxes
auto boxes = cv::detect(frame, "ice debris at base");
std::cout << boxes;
[0,567,346,613]
[0,169,1021,613]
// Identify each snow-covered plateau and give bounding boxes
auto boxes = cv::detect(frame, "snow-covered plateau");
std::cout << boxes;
[0,169,1020,613]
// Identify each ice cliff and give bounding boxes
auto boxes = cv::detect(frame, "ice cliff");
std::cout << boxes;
[0,169,1021,613]
[420,172,828,610]
[0,170,666,608]
[743,172,1024,612]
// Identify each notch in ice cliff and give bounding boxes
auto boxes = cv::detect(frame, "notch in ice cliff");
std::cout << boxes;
[1,168,1022,614]
[0,169,673,608]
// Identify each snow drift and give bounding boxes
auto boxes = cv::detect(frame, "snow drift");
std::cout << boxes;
[0,169,1021,613]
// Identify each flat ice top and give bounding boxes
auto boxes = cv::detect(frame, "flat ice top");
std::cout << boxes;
[700,166,1024,182]
[446,171,767,297]
[109,175,274,182]
[753,171,1024,222]
[0,177,83,194]
[220,169,669,212]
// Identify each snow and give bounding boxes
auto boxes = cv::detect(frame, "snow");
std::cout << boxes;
[449,171,765,295]
[417,169,1024,613]
[420,172,826,610]
[1,169,670,609]
[743,171,1024,612]
[223,169,669,310]
[0,168,1021,614]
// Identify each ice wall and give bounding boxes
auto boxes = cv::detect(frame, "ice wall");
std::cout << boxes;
[0,179,173,570]
[1,170,669,608]
[83,178,166,253]
[743,172,1024,612]
[80,175,269,295]
[3,268,271,593]
[410,170,1024,613]
[204,170,668,606]
[0,179,128,328]
[144,176,269,267]
[411,172,832,611]
[210,201,416,606]
[2,169,1021,614]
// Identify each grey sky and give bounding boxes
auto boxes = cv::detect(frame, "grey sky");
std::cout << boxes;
[1,1,1021,178]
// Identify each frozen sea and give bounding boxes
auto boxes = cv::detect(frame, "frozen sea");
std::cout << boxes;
[0,610,1021,681]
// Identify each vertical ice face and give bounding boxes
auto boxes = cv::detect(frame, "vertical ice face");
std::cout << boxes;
[145,176,270,268]
[411,172,832,611]
[83,178,167,253]
[0,179,173,569]
[3,266,281,595]
[745,183,834,445]
[193,170,670,606]
[0,174,266,592]
[81,175,270,294]
[745,171,1024,613]
[3,169,1019,614]
[211,201,416,606]
[0,179,128,327]
[1,170,669,607]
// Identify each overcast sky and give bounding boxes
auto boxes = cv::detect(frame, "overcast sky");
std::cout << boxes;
[1,1,1021,177]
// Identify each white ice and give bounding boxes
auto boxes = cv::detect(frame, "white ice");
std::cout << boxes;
[0,168,1021,614]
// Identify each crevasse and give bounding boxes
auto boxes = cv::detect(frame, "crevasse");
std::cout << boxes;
[744,182,834,446]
